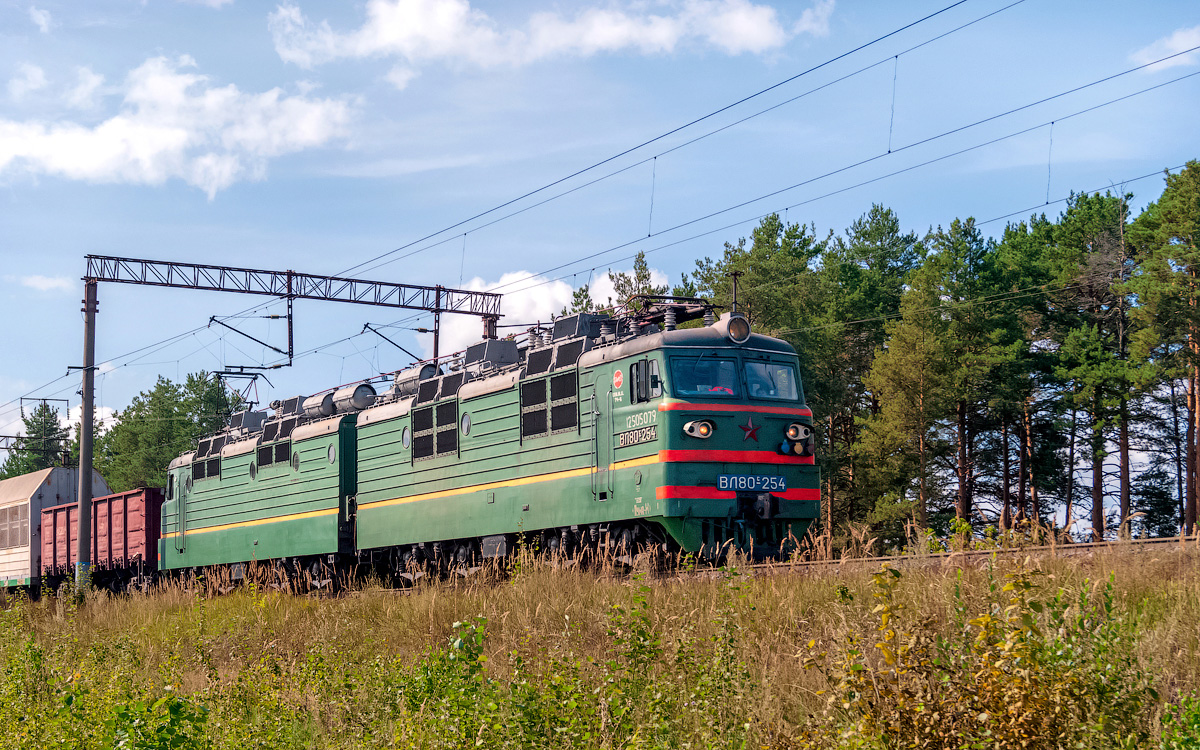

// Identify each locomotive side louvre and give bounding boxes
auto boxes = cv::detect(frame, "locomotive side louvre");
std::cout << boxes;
[355,354,610,551]
[159,414,357,571]
[156,303,823,575]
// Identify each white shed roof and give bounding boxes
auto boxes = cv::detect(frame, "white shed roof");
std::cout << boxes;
[0,468,111,506]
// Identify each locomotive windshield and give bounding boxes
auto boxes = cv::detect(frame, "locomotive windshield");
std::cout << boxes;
[670,356,740,397]
[745,361,799,401]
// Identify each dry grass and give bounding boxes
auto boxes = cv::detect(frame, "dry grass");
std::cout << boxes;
[1,541,1198,748]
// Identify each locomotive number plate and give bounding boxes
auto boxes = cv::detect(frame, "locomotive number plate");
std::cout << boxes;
[617,425,657,448]
[718,475,787,492]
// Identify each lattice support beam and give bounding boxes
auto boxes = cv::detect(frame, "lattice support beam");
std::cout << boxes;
[85,255,502,318]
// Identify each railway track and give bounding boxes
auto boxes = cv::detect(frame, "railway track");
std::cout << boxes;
[742,534,1200,575]
[281,535,1200,599]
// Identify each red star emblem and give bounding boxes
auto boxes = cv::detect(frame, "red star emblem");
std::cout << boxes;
[739,416,760,442]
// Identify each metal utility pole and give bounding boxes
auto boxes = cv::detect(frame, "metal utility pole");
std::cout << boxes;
[76,280,97,587]
[75,255,503,587]
[433,286,443,362]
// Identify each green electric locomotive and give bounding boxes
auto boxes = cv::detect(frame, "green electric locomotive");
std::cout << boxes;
[159,297,820,577]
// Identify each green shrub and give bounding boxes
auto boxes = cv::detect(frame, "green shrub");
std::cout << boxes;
[799,564,1157,749]
[1160,692,1200,750]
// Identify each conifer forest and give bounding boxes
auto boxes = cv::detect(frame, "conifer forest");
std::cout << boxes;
[581,160,1200,546]
[5,162,1199,551]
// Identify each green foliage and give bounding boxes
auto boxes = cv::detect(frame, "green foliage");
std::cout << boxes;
[799,565,1158,750]
[106,691,209,750]
[0,403,70,479]
[607,250,667,311]
[391,572,756,748]
[95,372,234,492]
[2,553,1197,749]
[561,283,596,316]
[1160,693,1200,750]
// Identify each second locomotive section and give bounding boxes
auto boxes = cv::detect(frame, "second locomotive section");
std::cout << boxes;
[160,305,821,575]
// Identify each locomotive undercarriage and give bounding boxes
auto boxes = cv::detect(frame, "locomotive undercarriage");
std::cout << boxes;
[362,519,679,583]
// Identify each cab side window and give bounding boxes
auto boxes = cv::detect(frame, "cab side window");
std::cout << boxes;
[630,359,663,403]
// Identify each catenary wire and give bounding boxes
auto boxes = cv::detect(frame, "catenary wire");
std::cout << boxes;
[335,0,977,279]
[351,0,1031,279]
[486,52,1200,297]
[0,1,1029,421]
[2,12,1190,426]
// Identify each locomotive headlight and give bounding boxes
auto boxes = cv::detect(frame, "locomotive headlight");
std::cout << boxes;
[727,315,751,344]
[683,419,715,438]
[786,423,812,441]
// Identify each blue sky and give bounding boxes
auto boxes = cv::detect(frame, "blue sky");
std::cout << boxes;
[0,0,1197,437]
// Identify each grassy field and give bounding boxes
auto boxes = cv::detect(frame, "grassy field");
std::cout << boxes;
[2,542,1199,749]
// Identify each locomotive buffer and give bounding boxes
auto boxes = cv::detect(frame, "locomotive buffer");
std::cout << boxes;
[73,254,502,587]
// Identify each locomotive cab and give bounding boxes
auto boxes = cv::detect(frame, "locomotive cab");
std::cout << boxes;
[636,314,820,560]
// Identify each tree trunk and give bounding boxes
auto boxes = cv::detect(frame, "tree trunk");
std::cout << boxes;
[1119,397,1131,538]
[1065,404,1077,537]
[825,413,835,552]
[1170,378,1184,530]
[845,412,856,524]
[956,400,970,521]
[917,380,928,527]
[1191,365,1200,535]
[1025,400,1041,525]
[1188,375,1196,535]
[918,431,928,527]
[1001,418,1011,531]
[1017,414,1028,523]
[1091,392,1105,542]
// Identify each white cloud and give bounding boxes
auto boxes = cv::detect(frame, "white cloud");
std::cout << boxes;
[65,67,105,109]
[588,265,671,309]
[29,6,52,34]
[271,0,824,72]
[793,0,833,38]
[1131,25,1200,71]
[8,63,47,101]
[20,275,74,292]
[0,55,352,198]
[66,404,118,436]
[424,263,670,356]
[385,65,419,90]
[422,271,574,357]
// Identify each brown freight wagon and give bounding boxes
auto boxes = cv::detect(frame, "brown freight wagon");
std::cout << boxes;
[40,488,164,591]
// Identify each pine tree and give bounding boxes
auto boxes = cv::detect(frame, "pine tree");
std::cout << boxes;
[792,206,916,534]
[0,403,70,478]
[1049,191,1135,539]
[560,284,596,317]
[858,261,953,527]
[607,251,667,311]
[97,373,233,491]
[1130,161,1200,534]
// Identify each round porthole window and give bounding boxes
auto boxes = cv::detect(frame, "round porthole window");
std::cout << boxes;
[327,444,336,464]
[292,452,300,471]
[401,426,412,449]
[460,413,471,435]
[185,475,193,492]
[249,462,257,480]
